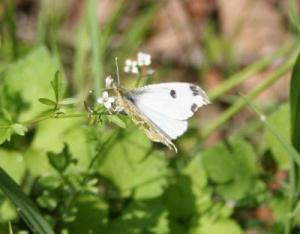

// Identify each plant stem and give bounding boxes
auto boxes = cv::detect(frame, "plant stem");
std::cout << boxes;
[208,43,294,101]
[202,53,297,139]
[73,4,90,94]
[87,0,104,96]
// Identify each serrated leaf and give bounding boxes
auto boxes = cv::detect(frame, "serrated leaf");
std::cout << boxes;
[11,123,27,136]
[106,115,126,128]
[0,110,13,144]
[0,126,12,144]
[38,98,56,106]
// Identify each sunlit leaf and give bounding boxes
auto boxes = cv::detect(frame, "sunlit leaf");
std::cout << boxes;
[202,139,257,200]
[98,127,168,199]
[11,123,27,136]
[50,71,64,103]
[2,47,63,121]
[264,104,290,169]
[38,98,56,106]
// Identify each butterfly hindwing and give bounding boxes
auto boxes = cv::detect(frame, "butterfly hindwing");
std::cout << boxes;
[133,101,188,140]
[127,82,209,121]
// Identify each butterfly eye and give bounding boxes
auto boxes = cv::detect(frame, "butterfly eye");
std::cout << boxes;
[170,90,177,98]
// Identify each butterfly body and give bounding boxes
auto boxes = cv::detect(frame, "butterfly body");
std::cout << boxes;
[113,82,209,152]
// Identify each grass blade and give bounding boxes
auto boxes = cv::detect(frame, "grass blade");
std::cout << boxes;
[87,0,104,96]
[290,52,300,152]
[0,168,54,234]
[208,43,294,101]
[202,53,297,138]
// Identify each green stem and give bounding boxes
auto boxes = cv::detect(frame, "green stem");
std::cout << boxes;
[87,0,103,96]
[208,43,294,101]
[135,71,143,87]
[73,4,90,93]
[285,162,297,234]
[0,112,87,129]
[202,53,297,138]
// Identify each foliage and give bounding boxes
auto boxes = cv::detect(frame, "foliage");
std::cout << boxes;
[0,1,299,234]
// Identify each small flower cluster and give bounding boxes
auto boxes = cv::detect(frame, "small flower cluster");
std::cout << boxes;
[124,52,152,74]
[96,76,124,113]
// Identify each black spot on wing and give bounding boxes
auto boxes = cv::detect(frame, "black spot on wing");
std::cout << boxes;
[190,85,201,96]
[170,89,177,98]
[191,103,198,113]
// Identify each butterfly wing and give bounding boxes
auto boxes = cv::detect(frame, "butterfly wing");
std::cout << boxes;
[134,101,188,140]
[125,82,209,140]
[127,82,209,121]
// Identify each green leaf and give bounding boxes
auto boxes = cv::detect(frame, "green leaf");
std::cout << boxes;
[202,139,257,200]
[290,51,300,152]
[0,110,12,144]
[65,195,108,234]
[50,71,63,103]
[192,219,242,234]
[26,118,90,176]
[288,0,300,35]
[0,125,12,144]
[11,123,27,136]
[163,175,196,219]
[1,109,13,123]
[264,104,291,169]
[0,150,26,223]
[2,47,63,121]
[106,115,126,128]
[0,167,54,234]
[47,143,74,173]
[104,198,168,234]
[38,98,56,106]
[98,127,168,199]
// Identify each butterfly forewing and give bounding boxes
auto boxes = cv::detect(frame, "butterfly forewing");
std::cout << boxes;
[127,82,209,121]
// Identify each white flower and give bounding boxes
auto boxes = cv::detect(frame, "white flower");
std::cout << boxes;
[97,91,115,110]
[105,76,114,88]
[124,59,139,74]
[137,52,151,66]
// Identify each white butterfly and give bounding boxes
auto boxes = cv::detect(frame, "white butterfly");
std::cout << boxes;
[113,82,210,152]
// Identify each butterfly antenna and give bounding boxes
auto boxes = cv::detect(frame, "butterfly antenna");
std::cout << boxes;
[115,57,120,87]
